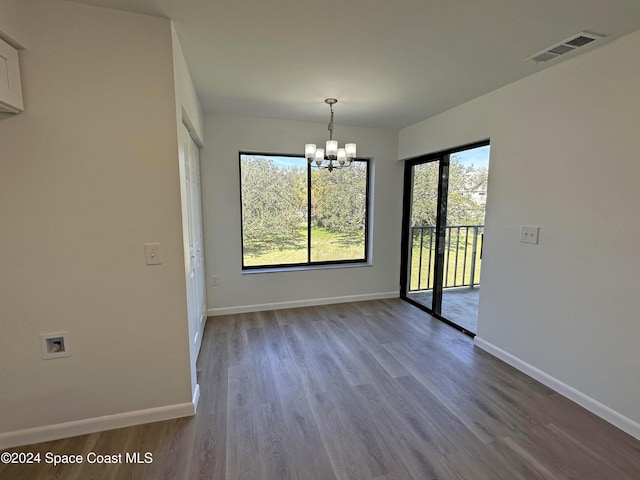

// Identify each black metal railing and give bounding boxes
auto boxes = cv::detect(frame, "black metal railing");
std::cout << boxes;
[410,225,483,292]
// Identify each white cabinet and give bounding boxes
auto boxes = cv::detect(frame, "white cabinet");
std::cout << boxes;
[0,37,24,113]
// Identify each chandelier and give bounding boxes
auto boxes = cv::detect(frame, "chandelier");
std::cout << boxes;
[305,98,356,172]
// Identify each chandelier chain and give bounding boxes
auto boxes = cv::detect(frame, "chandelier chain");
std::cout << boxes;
[328,104,334,141]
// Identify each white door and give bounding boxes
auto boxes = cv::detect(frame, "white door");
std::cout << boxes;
[189,136,207,338]
[179,124,206,361]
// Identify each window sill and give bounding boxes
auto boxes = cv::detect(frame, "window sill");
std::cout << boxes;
[242,262,372,275]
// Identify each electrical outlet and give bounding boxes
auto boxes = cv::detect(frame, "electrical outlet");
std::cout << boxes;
[521,226,540,244]
[40,332,71,359]
[211,274,219,286]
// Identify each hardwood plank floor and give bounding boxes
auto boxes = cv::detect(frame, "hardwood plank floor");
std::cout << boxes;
[2,299,639,479]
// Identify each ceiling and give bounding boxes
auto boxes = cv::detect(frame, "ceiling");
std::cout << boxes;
[68,0,640,129]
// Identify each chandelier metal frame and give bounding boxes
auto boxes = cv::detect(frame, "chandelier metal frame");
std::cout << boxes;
[305,98,356,172]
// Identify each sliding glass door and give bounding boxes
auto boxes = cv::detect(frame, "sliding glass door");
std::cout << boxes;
[401,141,490,336]
[404,159,442,313]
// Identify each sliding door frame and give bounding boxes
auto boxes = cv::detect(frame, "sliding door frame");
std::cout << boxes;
[400,139,489,337]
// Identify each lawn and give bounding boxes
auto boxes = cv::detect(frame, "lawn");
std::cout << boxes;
[243,225,481,290]
[243,226,365,267]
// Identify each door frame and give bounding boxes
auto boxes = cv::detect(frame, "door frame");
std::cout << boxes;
[178,123,207,360]
[400,139,489,337]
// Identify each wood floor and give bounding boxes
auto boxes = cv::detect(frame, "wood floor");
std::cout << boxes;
[2,299,639,479]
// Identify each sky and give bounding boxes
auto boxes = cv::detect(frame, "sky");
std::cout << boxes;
[270,155,306,169]
[256,145,490,170]
[453,145,490,170]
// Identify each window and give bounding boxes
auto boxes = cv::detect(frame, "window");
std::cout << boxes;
[239,152,369,269]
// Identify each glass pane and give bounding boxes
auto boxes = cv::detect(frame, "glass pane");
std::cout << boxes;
[407,161,439,310]
[441,145,490,333]
[240,154,308,267]
[310,161,367,262]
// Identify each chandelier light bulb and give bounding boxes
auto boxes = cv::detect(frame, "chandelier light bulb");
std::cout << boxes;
[305,143,316,161]
[345,143,356,159]
[326,140,338,159]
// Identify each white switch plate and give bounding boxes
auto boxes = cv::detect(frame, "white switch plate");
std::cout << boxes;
[521,226,539,244]
[144,243,161,265]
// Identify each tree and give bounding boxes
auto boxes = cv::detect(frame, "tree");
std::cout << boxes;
[240,156,370,258]
[311,163,367,232]
[411,155,488,227]
[240,156,306,247]
[411,161,440,226]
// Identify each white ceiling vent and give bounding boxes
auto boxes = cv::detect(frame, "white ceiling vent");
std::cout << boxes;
[526,32,605,63]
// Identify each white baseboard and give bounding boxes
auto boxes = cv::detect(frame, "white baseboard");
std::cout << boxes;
[474,337,640,441]
[0,398,197,450]
[207,291,399,316]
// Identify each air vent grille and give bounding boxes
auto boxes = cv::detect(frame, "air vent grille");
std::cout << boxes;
[566,35,596,47]
[548,44,575,55]
[531,52,557,63]
[526,31,604,63]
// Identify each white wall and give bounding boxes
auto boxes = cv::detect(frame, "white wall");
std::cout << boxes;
[171,24,204,144]
[171,22,205,401]
[0,0,193,446]
[399,30,640,435]
[201,113,401,312]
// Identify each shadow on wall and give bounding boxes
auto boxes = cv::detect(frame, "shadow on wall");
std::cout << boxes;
[0,112,17,123]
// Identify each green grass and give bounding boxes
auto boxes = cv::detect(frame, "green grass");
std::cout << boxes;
[243,227,365,267]
[244,226,481,289]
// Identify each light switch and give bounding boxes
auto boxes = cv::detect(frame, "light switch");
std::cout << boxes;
[521,226,539,244]
[144,243,162,265]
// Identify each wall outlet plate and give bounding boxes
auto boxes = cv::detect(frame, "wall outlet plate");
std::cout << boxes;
[40,332,71,359]
[521,226,540,244]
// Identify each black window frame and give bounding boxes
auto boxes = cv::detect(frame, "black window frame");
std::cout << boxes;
[239,151,371,271]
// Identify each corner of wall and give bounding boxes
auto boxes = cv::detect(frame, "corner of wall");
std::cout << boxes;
[171,22,205,144]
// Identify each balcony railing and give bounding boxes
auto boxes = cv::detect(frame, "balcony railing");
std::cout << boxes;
[410,225,483,292]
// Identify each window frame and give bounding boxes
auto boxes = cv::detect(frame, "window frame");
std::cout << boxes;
[238,151,371,271]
